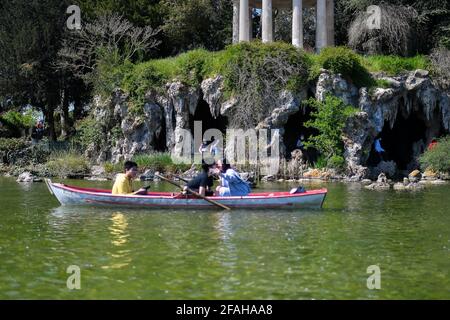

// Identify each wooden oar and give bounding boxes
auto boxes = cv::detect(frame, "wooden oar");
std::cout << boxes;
[155,174,231,210]
[174,175,189,183]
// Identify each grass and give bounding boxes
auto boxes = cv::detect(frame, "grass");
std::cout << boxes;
[363,55,430,75]
[45,150,89,177]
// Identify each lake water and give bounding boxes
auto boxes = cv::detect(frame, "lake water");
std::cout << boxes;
[0,177,448,299]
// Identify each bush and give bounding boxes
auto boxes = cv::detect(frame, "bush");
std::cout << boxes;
[0,137,28,153]
[429,47,450,91]
[45,150,90,177]
[222,41,312,128]
[317,46,374,87]
[327,155,346,170]
[419,136,450,173]
[73,116,103,150]
[133,152,191,173]
[304,95,358,163]
[104,161,124,174]
[348,4,418,56]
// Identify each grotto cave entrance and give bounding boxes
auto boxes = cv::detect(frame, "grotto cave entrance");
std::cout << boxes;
[154,116,167,152]
[367,112,428,172]
[283,107,318,162]
[190,100,228,139]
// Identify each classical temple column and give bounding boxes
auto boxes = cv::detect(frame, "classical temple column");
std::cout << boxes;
[292,0,303,48]
[239,0,250,42]
[262,0,273,43]
[315,0,327,51]
[232,0,239,44]
[249,7,253,40]
[326,0,335,46]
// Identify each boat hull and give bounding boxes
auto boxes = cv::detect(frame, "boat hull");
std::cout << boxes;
[47,181,327,210]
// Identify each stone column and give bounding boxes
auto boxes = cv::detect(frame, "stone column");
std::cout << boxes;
[249,7,253,40]
[232,0,239,44]
[239,0,250,42]
[315,0,327,52]
[326,0,335,46]
[292,0,303,48]
[262,0,273,43]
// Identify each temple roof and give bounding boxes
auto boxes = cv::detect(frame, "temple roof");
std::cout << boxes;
[249,0,317,9]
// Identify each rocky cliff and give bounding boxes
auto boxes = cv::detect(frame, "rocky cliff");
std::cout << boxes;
[87,69,450,180]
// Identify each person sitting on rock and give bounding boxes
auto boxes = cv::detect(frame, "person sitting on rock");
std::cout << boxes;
[112,161,147,195]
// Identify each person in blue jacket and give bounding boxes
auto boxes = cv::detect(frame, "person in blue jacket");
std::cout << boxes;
[214,159,251,197]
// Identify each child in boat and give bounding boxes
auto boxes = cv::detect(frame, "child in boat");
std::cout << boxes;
[183,162,214,196]
[214,159,251,197]
[112,161,147,195]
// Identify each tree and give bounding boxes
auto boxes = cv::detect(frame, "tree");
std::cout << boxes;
[160,0,233,54]
[57,13,161,87]
[0,0,72,140]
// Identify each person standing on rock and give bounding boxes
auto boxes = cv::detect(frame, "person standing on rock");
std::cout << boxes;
[31,120,44,144]
[296,134,309,164]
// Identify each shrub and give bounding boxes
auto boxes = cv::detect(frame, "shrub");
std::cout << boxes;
[419,136,450,173]
[104,161,124,174]
[0,138,28,153]
[133,153,191,173]
[429,47,450,91]
[45,150,89,177]
[222,41,312,129]
[73,116,103,150]
[317,46,374,87]
[348,4,419,56]
[304,95,358,163]
[327,155,346,170]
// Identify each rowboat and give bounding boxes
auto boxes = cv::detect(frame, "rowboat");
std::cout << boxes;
[45,179,327,210]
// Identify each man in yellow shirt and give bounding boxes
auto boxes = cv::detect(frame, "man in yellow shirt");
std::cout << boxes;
[112,161,146,195]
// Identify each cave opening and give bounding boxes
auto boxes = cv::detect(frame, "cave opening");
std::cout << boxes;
[190,99,228,138]
[367,112,427,171]
[283,106,318,162]
[154,115,167,152]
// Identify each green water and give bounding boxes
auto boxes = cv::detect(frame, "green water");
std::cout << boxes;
[0,177,448,299]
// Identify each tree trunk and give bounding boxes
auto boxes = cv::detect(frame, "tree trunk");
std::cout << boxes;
[60,89,70,140]
[45,106,57,141]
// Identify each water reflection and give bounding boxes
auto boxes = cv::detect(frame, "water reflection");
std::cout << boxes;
[102,212,132,270]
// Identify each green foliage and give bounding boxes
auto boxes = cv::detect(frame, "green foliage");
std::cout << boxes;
[73,116,103,149]
[0,110,35,130]
[45,150,90,177]
[223,41,312,93]
[133,153,191,173]
[374,79,391,88]
[327,155,346,170]
[419,136,450,173]
[0,138,28,153]
[103,161,124,174]
[316,47,374,87]
[304,95,358,162]
[363,55,430,75]
[314,155,328,169]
